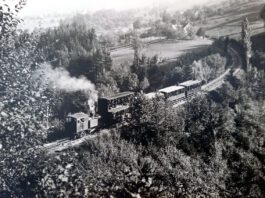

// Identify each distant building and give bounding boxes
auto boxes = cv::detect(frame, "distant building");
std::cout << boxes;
[183,22,193,34]
[171,22,194,38]
[172,24,183,30]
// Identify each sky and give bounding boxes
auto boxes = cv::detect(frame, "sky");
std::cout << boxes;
[19,0,211,16]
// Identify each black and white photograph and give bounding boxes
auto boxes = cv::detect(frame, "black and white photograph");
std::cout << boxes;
[1,0,265,197]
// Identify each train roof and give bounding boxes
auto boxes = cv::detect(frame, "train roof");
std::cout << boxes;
[67,112,89,119]
[179,80,201,87]
[145,92,163,99]
[100,91,134,100]
[159,86,185,94]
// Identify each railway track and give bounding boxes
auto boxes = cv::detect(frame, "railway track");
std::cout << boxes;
[43,129,110,154]
[202,46,242,92]
[44,45,243,154]
[201,69,231,92]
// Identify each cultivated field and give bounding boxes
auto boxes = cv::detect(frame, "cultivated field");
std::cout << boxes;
[203,0,265,38]
[111,38,213,67]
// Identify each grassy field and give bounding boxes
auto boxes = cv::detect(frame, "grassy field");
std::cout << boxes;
[111,38,213,67]
[111,0,265,68]
[202,0,265,39]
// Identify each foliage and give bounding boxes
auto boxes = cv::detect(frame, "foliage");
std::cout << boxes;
[193,53,227,82]
[36,20,120,110]
[0,2,51,196]
[133,19,142,30]
[162,11,172,24]
[124,94,185,147]
[196,27,206,38]
[0,0,26,39]
[252,50,265,70]
[241,17,252,71]
[182,65,194,80]
[38,22,112,84]
[65,9,137,34]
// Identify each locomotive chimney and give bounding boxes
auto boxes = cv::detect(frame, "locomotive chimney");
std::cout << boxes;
[88,99,96,117]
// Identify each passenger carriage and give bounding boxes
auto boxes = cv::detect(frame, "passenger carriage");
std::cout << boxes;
[179,80,202,99]
[98,91,134,126]
[159,85,186,105]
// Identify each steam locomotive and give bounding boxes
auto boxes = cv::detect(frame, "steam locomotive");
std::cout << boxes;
[65,80,202,138]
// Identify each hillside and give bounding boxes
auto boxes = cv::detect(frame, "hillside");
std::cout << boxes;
[202,0,265,38]
[111,38,213,67]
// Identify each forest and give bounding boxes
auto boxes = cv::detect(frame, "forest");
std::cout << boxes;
[0,0,265,197]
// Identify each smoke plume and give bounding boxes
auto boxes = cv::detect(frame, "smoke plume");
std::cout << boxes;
[35,63,98,103]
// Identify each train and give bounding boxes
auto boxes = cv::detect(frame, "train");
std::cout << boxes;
[65,80,202,139]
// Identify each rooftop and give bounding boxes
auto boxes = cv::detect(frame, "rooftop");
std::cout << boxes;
[179,80,201,87]
[100,91,134,100]
[159,86,185,94]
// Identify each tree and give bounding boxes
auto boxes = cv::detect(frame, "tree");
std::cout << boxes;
[171,19,177,25]
[132,35,143,68]
[202,53,226,81]
[183,65,194,80]
[162,10,172,24]
[133,19,141,30]
[260,4,265,28]
[0,1,52,196]
[139,77,150,91]
[122,73,139,91]
[165,66,183,86]
[241,17,252,73]
[0,0,26,39]
[196,27,206,38]
[38,22,108,79]
[193,60,212,83]
[93,49,105,81]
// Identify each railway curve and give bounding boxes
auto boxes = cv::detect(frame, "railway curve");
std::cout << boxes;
[43,43,243,154]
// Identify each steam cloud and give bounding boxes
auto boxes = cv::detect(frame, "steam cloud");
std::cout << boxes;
[35,63,98,104]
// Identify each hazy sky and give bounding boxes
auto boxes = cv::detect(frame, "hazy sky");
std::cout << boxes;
[19,0,211,16]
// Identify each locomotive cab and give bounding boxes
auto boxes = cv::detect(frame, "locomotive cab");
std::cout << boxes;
[66,112,100,139]
[66,113,90,138]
